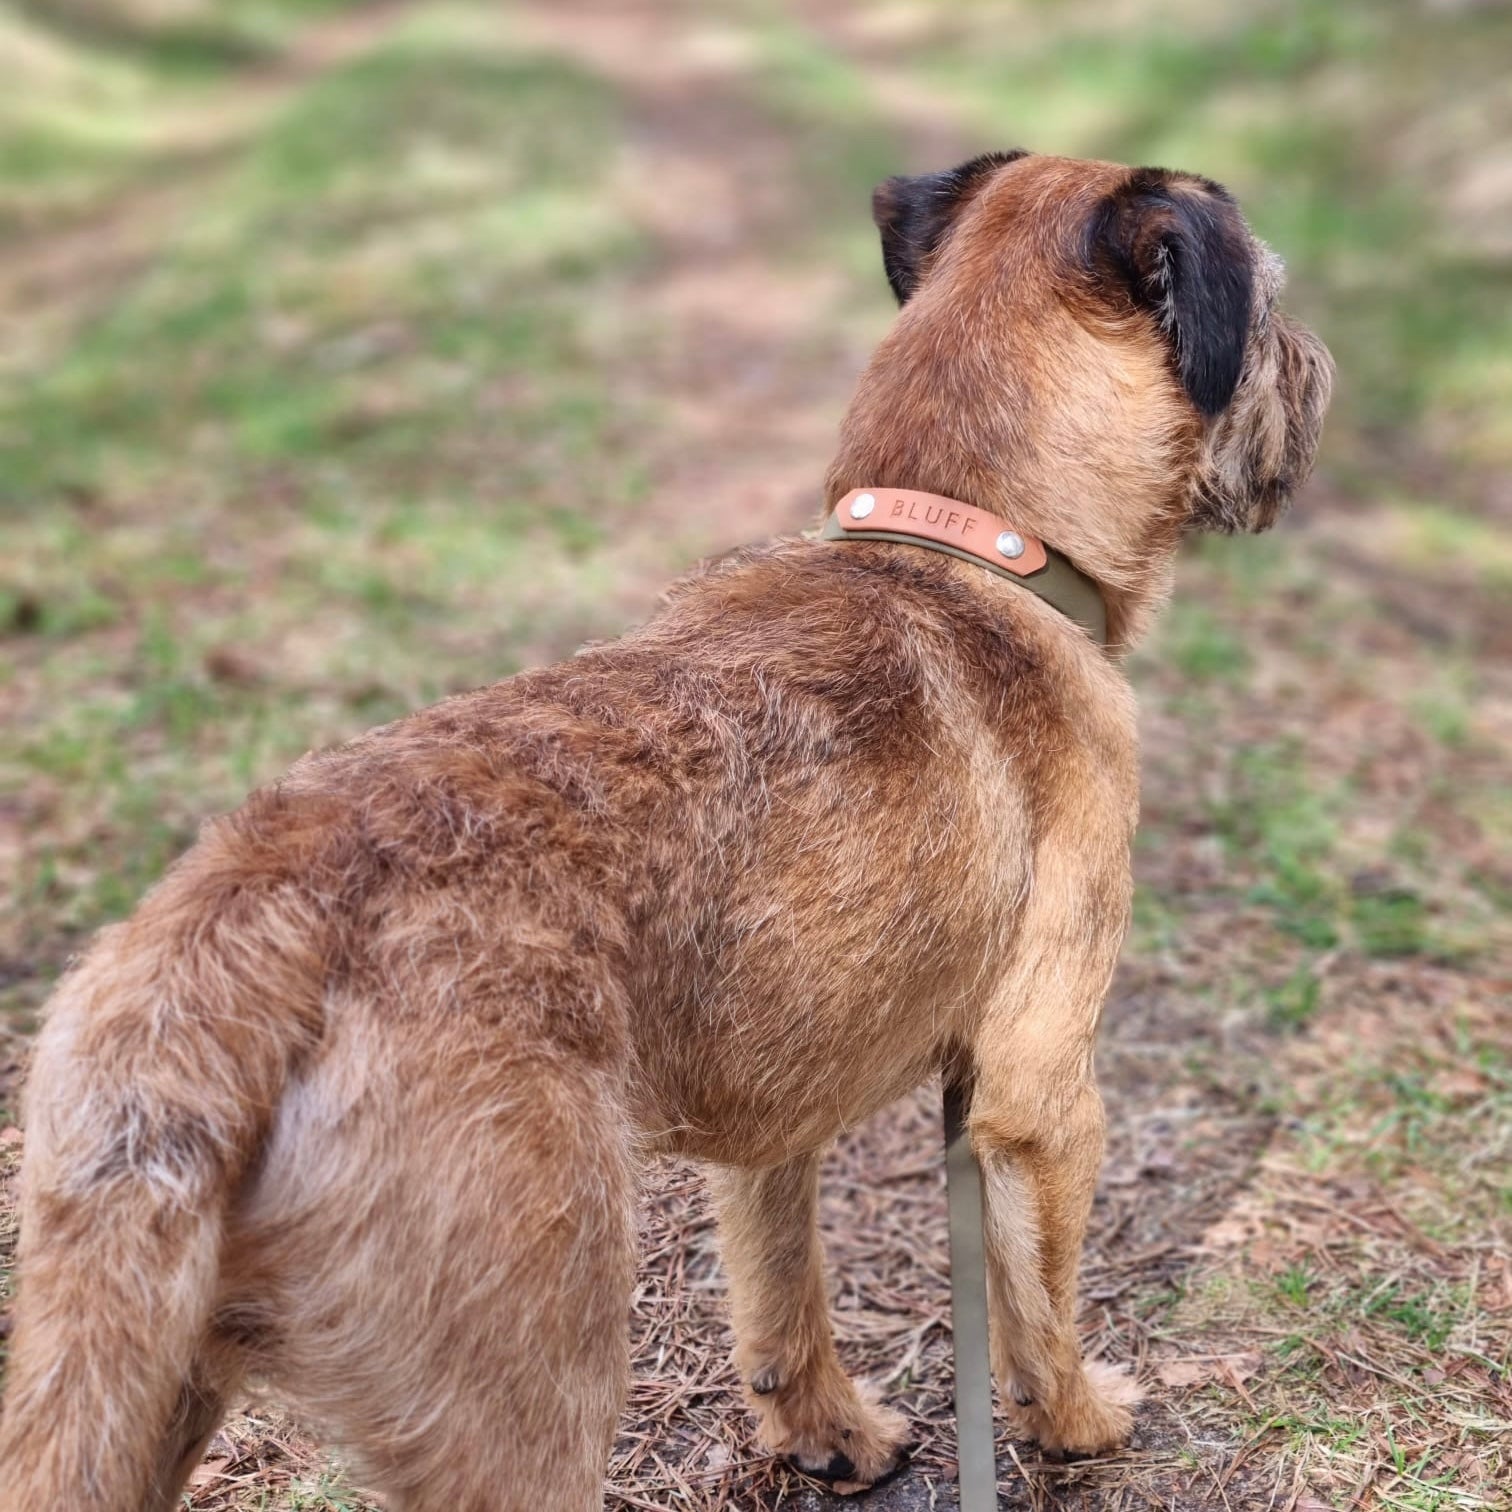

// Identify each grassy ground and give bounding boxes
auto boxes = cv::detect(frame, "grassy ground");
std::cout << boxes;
[2,1,1509,1508]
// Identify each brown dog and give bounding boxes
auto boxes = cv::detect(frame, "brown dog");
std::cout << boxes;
[0,151,1331,1511]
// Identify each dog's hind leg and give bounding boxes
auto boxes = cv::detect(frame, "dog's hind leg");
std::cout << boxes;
[140,1337,244,1512]
[242,1040,638,1512]
[711,1155,910,1489]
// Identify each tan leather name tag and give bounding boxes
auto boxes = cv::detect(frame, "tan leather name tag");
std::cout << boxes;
[833,487,1048,577]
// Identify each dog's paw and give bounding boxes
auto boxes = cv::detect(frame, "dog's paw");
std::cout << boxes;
[749,1369,911,1494]
[1004,1358,1141,1458]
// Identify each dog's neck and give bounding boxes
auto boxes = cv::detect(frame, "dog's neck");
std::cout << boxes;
[822,319,1196,652]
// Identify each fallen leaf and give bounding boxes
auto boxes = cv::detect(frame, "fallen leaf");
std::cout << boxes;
[1429,1067,1490,1103]
[1156,1353,1262,1389]
[188,1458,231,1487]
[1200,1213,1262,1250]
[203,647,265,688]
[1248,1239,1283,1271]
[1140,1145,1178,1175]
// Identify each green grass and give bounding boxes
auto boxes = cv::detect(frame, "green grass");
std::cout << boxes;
[740,8,904,226]
[18,0,361,63]
[1,32,639,508]
[1273,1262,1314,1308]
[1207,740,1343,948]
[1196,726,1498,968]
[285,1471,375,1512]
[1265,963,1322,1030]
[0,1,377,233]
[1164,600,1253,684]
[0,3,661,1022]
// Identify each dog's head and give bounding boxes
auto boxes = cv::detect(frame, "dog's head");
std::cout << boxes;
[868,151,1333,537]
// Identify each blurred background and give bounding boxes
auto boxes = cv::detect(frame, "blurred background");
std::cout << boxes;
[1,2,1509,1509]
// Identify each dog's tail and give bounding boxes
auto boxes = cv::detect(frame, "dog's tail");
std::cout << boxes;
[0,795,333,1512]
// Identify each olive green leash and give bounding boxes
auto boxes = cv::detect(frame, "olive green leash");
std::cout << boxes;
[944,1075,999,1511]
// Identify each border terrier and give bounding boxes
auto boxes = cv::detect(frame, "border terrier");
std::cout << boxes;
[0,151,1331,1510]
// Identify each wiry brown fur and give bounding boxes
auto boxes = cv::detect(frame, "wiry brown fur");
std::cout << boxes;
[0,153,1331,1511]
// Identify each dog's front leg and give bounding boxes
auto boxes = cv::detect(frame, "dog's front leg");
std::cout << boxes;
[711,1155,910,1490]
[968,1039,1142,1456]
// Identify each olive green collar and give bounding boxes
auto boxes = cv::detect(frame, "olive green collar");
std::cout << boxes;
[822,486,1107,646]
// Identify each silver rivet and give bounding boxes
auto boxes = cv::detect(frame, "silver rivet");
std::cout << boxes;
[849,492,876,520]
[996,530,1025,559]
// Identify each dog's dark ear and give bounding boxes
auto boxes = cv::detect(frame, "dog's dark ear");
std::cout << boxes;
[1094,170,1255,416]
[872,150,1028,304]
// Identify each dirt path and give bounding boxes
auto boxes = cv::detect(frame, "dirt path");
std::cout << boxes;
[512,0,877,551]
